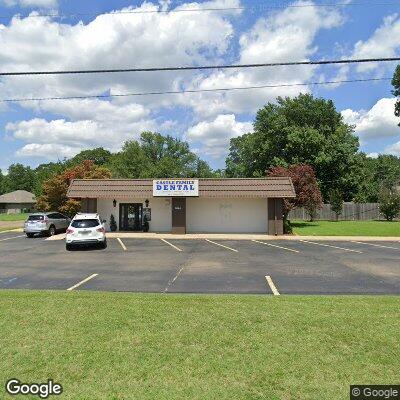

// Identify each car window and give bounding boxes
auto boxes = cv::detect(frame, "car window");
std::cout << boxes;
[28,215,44,221]
[47,213,58,219]
[71,219,100,228]
[55,213,65,219]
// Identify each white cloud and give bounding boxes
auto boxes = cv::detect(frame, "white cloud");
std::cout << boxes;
[16,143,78,159]
[6,98,158,160]
[351,14,400,74]
[342,98,399,139]
[180,0,344,116]
[1,0,57,8]
[185,114,252,159]
[385,141,400,156]
[0,0,239,106]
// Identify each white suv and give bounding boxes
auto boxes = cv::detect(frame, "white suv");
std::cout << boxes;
[66,213,107,251]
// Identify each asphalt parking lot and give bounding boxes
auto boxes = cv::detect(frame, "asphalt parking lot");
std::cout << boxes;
[0,230,399,295]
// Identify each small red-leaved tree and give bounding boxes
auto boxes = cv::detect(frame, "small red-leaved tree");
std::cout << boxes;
[37,160,111,216]
[267,164,323,223]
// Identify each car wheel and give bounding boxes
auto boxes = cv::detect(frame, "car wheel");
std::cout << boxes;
[26,233,34,238]
[99,240,107,249]
[48,225,56,236]
[66,243,73,251]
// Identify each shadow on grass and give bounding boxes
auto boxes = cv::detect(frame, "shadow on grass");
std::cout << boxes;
[290,221,319,228]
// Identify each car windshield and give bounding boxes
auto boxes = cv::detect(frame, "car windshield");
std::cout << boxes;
[28,215,44,221]
[71,219,99,228]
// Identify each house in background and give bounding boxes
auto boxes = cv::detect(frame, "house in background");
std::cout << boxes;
[0,190,36,214]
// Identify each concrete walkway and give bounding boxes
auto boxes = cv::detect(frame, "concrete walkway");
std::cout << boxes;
[47,232,400,242]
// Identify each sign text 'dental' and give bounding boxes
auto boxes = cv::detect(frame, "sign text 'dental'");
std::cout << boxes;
[153,180,199,197]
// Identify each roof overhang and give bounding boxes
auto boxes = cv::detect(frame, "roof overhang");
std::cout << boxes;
[67,178,296,199]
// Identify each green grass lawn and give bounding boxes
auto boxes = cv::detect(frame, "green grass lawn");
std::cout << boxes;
[292,220,400,236]
[0,213,28,222]
[0,291,399,399]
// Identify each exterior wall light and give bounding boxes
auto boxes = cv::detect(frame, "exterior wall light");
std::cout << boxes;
[113,199,117,208]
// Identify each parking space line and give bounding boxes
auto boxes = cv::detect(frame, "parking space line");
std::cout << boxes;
[205,239,238,252]
[265,276,280,296]
[67,274,98,291]
[161,239,183,252]
[351,241,400,250]
[117,238,127,251]
[252,239,299,253]
[164,266,185,293]
[299,240,362,254]
[0,235,26,242]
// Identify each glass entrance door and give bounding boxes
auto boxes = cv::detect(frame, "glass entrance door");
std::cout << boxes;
[119,203,143,231]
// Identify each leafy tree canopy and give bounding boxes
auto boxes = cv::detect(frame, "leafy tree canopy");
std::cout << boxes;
[110,132,214,178]
[3,163,35,193]
[36,160,111,216]
[267,164,323,222]
[67,147,112,167]
[226,93,360,200]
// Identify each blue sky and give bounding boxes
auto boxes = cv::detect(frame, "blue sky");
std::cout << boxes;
[0,0,399,172]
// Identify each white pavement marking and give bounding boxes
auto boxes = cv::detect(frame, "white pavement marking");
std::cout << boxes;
[164,266,185,293]
[265,276,280,296]
[299,240,362,254]
[161,239,183,252]
[117,238,127,251]
[0,235,26,242]
[351,241,400,250]
[205,239,238,252]
[67,274,98,291]
[252,239,299,253]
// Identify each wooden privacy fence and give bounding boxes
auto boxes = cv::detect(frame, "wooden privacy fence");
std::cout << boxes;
[288,203,389,221]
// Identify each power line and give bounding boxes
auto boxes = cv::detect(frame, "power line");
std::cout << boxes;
[0,2,399,19]
[0,77,391,103]
[1,57,400,77]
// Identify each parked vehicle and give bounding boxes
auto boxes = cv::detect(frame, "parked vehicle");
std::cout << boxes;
[66,213,107,250]
[24,212,70,238]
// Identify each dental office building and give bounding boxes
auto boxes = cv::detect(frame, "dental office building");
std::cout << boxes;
[67,178,295,235]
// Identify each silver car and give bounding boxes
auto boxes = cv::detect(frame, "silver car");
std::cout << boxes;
[24,212,71,238]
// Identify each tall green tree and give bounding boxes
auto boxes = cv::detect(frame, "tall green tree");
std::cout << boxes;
[226,94,360,200]
[110,132,214,178]
[67,147,112,167]
[33,161,66,197]
[353,154,400,202]
[0,169,5,195]
[4,163,35,193]
[392,64,400,125]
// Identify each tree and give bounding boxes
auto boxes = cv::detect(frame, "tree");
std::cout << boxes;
[110,132,214,178]
[379,188,400,221]
[36,160,111,216]
[33,161,66,197]
[267,164,323,224]
[67,148,112,167]
[4,163,35,193]
[351,154,400,203]
[329,188,344,221]
[392,64,400,125]
[226,94,360,200]
[0,169,5,195]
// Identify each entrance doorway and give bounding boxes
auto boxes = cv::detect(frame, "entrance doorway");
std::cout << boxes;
[119,203,143,231]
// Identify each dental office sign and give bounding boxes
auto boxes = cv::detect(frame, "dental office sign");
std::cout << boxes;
[153,179,199,197]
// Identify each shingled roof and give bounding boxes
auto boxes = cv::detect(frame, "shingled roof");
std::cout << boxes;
[67,178,295,199]
[0,190,36,204]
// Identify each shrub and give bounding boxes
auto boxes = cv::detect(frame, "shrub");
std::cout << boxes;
[109,214,117,232]
[379,189,400,221]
